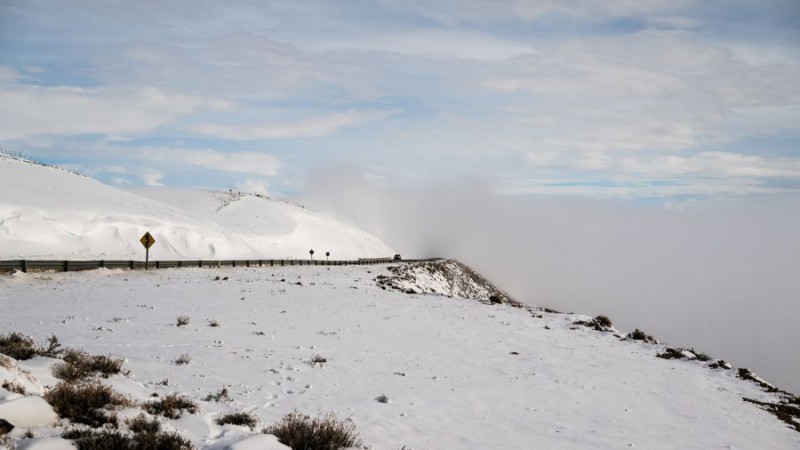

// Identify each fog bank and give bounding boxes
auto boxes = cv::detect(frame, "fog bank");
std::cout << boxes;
[303,171,800,394]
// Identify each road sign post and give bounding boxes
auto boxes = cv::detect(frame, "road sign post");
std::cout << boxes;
[309,249,314,260]
[139,232,156,270]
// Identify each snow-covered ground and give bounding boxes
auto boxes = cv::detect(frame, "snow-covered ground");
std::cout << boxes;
[1,263,798,449]
[0,156,393,260]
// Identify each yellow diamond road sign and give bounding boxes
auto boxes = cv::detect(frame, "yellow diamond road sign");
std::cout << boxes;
[139,232,155,249]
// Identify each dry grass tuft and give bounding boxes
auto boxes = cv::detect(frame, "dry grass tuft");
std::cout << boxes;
[143,394,198,419]
[265,410,362,450]
[52,349,124,381]
[216,411,257,429]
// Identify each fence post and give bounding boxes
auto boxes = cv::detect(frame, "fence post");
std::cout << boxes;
[20,260,27,273]
[63,261,68,272]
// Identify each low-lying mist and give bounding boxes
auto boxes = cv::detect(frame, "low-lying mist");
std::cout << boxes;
[303,170,800,394]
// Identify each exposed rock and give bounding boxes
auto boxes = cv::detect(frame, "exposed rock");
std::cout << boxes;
[376,260,523,307]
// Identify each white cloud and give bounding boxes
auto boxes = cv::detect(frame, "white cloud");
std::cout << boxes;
[137,168,164,186]
[377,0,694,25]
[142,148,280,176]
[0,66,20,86]
[191,110,396,140]
[0,85,223,140]
[236,179,271,196]
[619,152,800,179]
[313,30,535,61]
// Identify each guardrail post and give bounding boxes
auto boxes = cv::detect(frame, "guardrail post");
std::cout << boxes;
[63,261,68,272]
[20,260,27,273]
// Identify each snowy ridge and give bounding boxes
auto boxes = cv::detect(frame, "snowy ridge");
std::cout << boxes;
[0,263,798,449]
[0,156,394,260]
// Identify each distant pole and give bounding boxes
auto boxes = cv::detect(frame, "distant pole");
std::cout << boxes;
[326,251,330,261]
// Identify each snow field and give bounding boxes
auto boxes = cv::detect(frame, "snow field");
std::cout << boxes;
[1,265,797,449]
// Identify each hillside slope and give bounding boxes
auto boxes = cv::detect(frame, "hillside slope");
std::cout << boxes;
[0,156,393,260]
[0,261,797,449]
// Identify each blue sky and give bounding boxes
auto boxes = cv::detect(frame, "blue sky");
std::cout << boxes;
[1,0,799,199]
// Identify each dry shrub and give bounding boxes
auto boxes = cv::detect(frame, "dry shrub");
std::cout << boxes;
[265,411,362,450]
[2,381,26,395]
[52,349,124,381]
[126,414,160,434]
[0,333,62,360]
[176,316,190,327]
[143,394,198,419]
[63,427,193,450]
[626,329,657,344]
[44,382,130,427]
[204,387,231,402]
[656,348,686,360]
[173,354,191,365]
[216,411,257,429]
[573,315,614,331]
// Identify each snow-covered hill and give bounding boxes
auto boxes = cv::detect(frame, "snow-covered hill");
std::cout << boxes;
[0,155,394,260]
[0,261,798,449]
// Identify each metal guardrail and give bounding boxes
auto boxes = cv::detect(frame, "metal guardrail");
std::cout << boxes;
[0,258,436,273]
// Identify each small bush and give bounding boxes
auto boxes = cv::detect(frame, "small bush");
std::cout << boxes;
[208,319,221,327]
[626,329,657,344]
[375,394,390,404]
[126,414,160,433]
[709,359,731,370]
[572,315,614,331]
[594,315,612,328]
[44,382,130,427]
[176,316,190,327]
[63,427,193,450]
[216,411,257,429]
[204,387,231,402]
[311,355,327,365]
[52,349,124,381]
[265,411,362,450]
[2,381,26,395]
[690,349,712,362]
[174,354,191,365]
[0,333,62,360]
[656,348,686,360]
[143,394,198,419]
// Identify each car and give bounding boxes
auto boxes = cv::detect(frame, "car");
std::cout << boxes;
[393,254,402,261]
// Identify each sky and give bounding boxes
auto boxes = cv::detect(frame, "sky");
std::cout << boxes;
[2,1,800,391]
[1,0,799,198]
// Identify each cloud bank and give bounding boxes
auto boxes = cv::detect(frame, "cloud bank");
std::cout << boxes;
[304,170,800,394]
